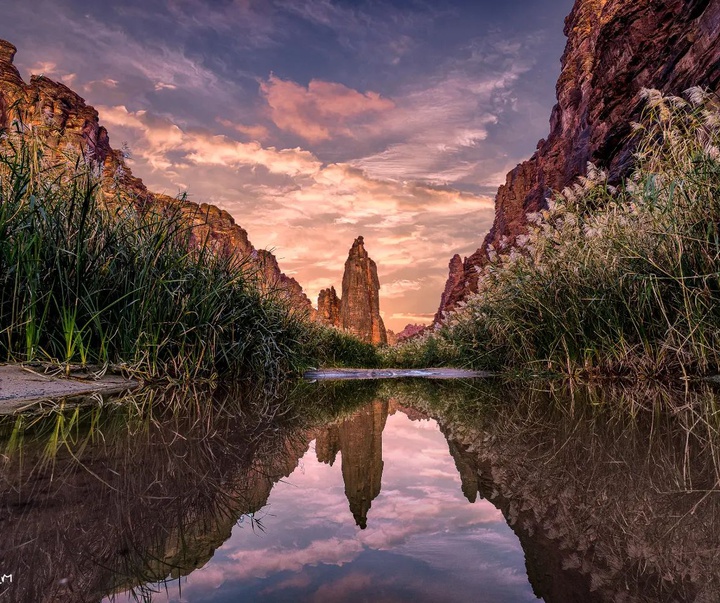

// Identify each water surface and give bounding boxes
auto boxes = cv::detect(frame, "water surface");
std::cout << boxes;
[0,380,719,602]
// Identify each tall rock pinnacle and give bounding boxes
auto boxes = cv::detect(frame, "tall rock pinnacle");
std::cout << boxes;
[316,236,387,345]
[340,236,387,345]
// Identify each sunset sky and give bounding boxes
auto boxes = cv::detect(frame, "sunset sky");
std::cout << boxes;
[1,0,574,332]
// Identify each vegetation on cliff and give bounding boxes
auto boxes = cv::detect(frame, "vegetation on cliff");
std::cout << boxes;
[0,132,377,383]
[387,89,720,379]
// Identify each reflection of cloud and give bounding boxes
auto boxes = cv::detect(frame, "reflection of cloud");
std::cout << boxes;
[310,572,373,603]
[261,572,312,594]
[228,538,363,579]
[260,75,394,143]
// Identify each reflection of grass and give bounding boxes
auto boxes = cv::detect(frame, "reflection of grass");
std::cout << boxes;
[388,89,720,380]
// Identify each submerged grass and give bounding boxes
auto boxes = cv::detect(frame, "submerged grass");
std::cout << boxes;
[0,128,377,383]
[387,88,720,380]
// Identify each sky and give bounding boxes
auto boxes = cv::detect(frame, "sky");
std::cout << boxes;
[1,0,575,332]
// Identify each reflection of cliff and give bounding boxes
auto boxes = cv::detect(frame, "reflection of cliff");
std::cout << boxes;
[0,390,317,603]
[406,384,720,603]
[315,399,389,529]
[445,438,482,504]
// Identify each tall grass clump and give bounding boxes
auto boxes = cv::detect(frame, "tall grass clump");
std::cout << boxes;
[303,324,382,368]
[405,88,720,378]
[0,129,323,382]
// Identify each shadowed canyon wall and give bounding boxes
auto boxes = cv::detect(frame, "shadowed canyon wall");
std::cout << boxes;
[436,0,720,322]
[317,236,388,345]
[0,39,314,317]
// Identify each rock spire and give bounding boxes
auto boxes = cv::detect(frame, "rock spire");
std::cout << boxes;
[317,236,387,345]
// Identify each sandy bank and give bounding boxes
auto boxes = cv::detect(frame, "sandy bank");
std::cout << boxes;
[0,364,140,413]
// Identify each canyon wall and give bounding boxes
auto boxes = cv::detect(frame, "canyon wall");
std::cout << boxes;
[0,39,314,317]
[436,0,720,322]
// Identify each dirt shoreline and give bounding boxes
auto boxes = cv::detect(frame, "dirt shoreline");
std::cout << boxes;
[0,364,140,413]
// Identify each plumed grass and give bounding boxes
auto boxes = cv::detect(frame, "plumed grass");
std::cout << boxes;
[395,88,720,379]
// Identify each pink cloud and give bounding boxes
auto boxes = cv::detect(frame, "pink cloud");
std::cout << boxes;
[260,75,395,142]
[217,118,270,142]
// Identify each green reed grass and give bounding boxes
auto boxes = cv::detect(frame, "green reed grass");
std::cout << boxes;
[388,88,720,379]
[0,128,374,382]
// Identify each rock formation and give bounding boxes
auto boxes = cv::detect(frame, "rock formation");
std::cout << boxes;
[317,286,341,326]
[317,236,388,345]
[0,39,314,316]
[436,0,720,322]
[396,324,426,342]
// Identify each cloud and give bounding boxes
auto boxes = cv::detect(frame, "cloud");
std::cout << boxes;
[184,134,322,177]
[260,75,395,142]
[389,313,436,325]
[381,280,424,299]
[97,105,322,176]
[154,82,177,91]
[354,66,530,187]
[217,118,270,142]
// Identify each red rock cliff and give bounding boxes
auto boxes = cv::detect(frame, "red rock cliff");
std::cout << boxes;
[0,39,314,317]
[436,0,720,322]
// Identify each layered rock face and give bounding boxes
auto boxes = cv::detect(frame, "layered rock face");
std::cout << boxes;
[436,0,720,322]
[396,323,426,342]
[317,236,388,345]
[0,39,314,316]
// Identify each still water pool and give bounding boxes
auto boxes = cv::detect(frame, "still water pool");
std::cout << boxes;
[1,379,718,602]
[112,401,535,602]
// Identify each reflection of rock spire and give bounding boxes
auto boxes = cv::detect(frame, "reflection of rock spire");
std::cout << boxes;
[315,399,389,529]
[315,425,340,465]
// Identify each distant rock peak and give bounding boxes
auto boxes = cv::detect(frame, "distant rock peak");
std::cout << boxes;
[0,40,16,63]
